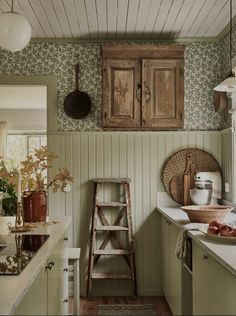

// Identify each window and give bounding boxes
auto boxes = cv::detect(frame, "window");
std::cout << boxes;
[7,134,47,168]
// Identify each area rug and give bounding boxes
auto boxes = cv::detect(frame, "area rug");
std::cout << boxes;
[97,304,157,315]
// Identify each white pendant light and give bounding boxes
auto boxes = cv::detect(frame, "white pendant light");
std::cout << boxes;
[0,0,31,52]
[214,0,236,92]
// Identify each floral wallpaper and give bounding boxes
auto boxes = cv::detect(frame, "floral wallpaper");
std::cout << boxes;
[219,23,236,129]
[0,40,224,131]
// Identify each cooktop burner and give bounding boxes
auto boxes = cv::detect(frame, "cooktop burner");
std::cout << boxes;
[0,234,49,275]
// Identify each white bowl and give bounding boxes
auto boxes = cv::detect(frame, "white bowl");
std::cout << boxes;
[190,188,212,205]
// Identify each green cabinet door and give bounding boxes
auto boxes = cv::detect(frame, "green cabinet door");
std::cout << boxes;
[193,241,236,315]
[161,215,183,315]
[192,241,210,315]
[14,266,48,315]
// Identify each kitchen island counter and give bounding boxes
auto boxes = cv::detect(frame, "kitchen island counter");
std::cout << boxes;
[0,216,71,315]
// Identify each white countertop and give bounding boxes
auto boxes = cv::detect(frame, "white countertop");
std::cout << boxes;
[0,216,71,315]
[157,205,236,278]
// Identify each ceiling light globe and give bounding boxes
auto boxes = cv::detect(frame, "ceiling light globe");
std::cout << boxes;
[0,12,31,52]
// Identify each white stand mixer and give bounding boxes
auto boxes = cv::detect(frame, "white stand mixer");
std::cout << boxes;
[191,171,222,205]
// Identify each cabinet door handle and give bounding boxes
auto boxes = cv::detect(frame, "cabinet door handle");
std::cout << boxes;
[63,298,68,304]
[63,237,68,242]
[136,84,141,101]
[46,261,55,270]
[63,268,68,272]
[144,86,151,102]
[202,255,208,261]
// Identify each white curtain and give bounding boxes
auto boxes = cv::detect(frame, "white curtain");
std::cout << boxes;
[0,121,7,160]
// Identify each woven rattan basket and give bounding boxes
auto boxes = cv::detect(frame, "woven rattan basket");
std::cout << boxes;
[181,205,233,223]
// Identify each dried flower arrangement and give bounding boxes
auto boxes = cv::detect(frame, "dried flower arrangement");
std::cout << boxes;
[0,145,73,198]
[20,146,73,194]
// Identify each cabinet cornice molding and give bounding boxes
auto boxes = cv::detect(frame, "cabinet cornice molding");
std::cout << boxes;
[101,44,186,59]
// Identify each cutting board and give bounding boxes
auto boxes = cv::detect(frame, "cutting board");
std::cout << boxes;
[162,148,221,205]
[169,153,196,205]
[170,175,184,204]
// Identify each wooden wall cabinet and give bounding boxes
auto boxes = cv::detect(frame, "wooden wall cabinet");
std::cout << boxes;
[101,45,185,130]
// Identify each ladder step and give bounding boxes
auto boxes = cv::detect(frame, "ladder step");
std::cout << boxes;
[97,202,127,207]
[94,249,131,255]
[93,178,131,183]
[95,225,129,231]
[92,273,133,279]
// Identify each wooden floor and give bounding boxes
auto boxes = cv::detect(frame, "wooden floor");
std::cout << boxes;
[72,296,173,315]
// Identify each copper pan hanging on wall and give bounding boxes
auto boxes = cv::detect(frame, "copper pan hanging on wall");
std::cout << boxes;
[64,63,91,119]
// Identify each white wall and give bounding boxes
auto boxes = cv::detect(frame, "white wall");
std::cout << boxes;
[0,109,46,131]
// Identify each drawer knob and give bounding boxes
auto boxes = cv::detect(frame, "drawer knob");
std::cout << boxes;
[63,237,68,242]
[202,255,208,261]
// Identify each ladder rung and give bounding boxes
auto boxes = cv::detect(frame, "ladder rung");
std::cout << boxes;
[95,225,129,231]
[93,178,131,183]
[94,249,131,255]
[92,273,132,279]
[97,202,127,207]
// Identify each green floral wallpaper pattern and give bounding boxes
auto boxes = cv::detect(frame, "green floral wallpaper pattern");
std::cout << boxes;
[218,24,236,129]
[0,40,224,131]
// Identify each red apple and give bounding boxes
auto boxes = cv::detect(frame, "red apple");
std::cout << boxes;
[209,220,221,228]
[219,225,234,237]
[207,226,219,235]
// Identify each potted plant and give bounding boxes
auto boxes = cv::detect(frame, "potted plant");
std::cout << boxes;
[0,146,73,222]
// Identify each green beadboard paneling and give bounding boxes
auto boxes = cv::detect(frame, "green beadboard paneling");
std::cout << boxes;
[0,40,224,131]
[47,130,221,296]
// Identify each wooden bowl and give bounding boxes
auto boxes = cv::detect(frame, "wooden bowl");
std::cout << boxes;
[181,205,233,223]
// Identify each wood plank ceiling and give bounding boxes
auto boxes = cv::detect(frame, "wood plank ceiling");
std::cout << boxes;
[0,0,236,39]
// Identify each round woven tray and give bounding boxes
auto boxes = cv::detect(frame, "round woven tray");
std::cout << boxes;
[162,148,221,197]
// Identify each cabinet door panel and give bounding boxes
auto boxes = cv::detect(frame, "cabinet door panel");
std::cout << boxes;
[192,242,210,315]
[209,256,236,315]
[143,59,184,128]
[169,223,182,316]
[161,217,170,297]
[102,59,141,128]
[14,266,47,315]
[48,238,68,315]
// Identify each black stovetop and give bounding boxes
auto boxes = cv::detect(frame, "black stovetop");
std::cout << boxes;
[0,234,49,275]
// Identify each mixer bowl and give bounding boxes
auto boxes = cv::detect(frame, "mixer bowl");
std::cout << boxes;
[190,188,212,205]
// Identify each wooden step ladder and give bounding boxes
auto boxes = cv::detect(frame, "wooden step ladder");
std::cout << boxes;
[87,178,137,298]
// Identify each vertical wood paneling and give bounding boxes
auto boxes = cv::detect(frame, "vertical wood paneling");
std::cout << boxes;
[149,135,159,291]
[142,134,151,290]
[48,130,222,296]
[156,134,166,192]
[72,134,81,263]
[65,134,73,246]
